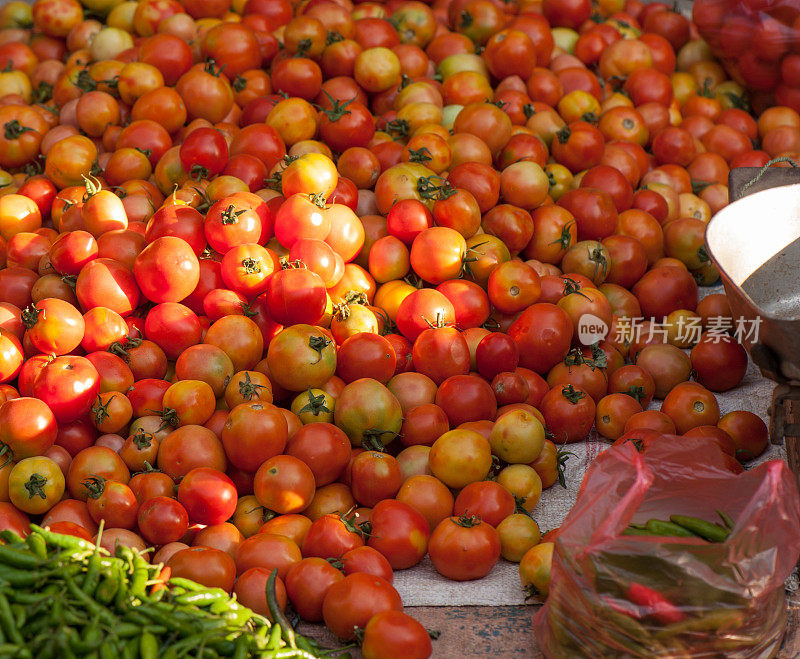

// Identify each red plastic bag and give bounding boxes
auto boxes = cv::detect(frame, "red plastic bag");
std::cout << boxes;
[534,435,800,657]
[693,0,800,111]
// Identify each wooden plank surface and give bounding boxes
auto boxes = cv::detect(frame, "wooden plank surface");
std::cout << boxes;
[299,593,800,657]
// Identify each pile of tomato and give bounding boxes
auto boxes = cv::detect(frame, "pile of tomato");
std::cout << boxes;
[0,0,793,653]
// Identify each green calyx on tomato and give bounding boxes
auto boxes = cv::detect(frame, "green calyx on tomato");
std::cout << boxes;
[190,164,208,181]
[92,394,117,427]
[308,335,332,364]
[416,176,455,201]
[75,68,97,93]
[349,512,375,539]
[308,192,327,208]
[407,147,432,164]
[23,473,49,500]
[319,91,354,123]
[157,407,180,430]
[361,428,398,452]
[31,78,50,101]
[385,118,410,139]
[238,372,267,401]
[232,75,247,92]
[20,304,40,330]
[326,31,344,46]
[454,514,482,528]
[561,384,586,404]
[241,257,262,274]
[555,446,575,489]
[203,59,224,77]
[297,389,331,417]
[514,494,532,516]
[220,204,245,225]
[3,120,33,140]
[556,127,571,144]
[81,475,106,500]
[623,385,646,403]
[562,277,589,299]
[131,428,154,450]
[624,437,645,453]
[550,222,575,250]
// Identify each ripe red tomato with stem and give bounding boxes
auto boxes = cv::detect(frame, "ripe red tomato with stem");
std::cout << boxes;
[266,266,327,326]
[21,298,84,355]
[32,356,101,423]
[179,127,228,181]
[322,573,403,641]
[428,514,501,581]
[540,384,597,443]
[412,326,470,386]
[453,481,516,528]
[285,557,345,623]
[84,476,139,530]
[302,512,365,559]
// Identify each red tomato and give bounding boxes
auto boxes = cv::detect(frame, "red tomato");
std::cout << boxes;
[168,547,236,592]
[367,499,430,570]
[322,573,403,641]
[362,611,433,659]
[178,468,238,526]
[32,356,100,423]
[285,557,345,622]
[137,496,189,545]
[428,515,501,581]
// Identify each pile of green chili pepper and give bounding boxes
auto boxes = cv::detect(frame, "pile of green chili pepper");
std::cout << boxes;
[622,510,735,541]
[0,524,339,659]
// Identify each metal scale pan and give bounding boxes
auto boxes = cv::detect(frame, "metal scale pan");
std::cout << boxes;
[706,167,800,385]
[706,166,800,481]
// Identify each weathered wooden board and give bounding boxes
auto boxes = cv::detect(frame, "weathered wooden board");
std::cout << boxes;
[299,594,800,657]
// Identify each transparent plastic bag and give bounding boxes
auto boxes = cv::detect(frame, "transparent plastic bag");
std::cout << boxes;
[693,0,800,111]
[533,435,800,658]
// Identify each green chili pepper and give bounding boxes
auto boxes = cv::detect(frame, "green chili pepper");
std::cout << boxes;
[232,636,248,659]
[129,562,150,598]
[70,622,104,653]
[622,527,657,536]
[644,519,703,538]
[0,530,24,546]
[30,525,94,552]
[25,532,48,559]
[63,572,117,627]
[266,623,283,650]
[168,576,206,591]
[669,515,731,542]
[0,543,42,569]
[174,589,230,607]
[10,602,24,628]
[267,569,297,650]
[0,591,23,645]
[7,589,54,605]
[139,630,159,659]
[95,567,121,605]
[82,551,103,595]
[717,509,736,531]
[654,609,746,638]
